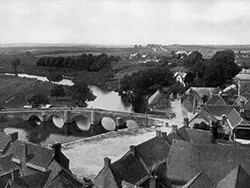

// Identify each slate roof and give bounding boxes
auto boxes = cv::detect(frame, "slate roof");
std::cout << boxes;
[136,136,170,169]
[0,154,18,176]
[6,140,55,170]
[167,140,250,184]
[8,170,51,188]
[204,105,239,118]
[182,171,215,188]
[217,165,250,188]
[48,170,84,188]
[185,129,212,144]
[0,132,11,154]
[185,87,216,102]
[226,108,247,129]
[167,127,212,145]
[206,95,227,106]
[110,152,149,186]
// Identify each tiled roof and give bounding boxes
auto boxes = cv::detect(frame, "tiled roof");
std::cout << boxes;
[110,152,149,186]
[136,136,170,169]
[167,140,250,184]
[185,129,212,144]
[167,127,212,145]
[9,170,51,188]
[94,165,119,188]
[182,171,215,188]
[206,95,227,106]
[0,154,18,176]
[6,140,54,170]
[186,87,216,101]
[48,170,84,188]
[217,165,250,188]
[204,105,239,117]
[227,108,244,129]
[234,73,250,81]
[0,132,11,153]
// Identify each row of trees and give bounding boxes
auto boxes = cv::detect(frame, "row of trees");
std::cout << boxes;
[183,49,241,88]
[37,53,119,72]
[119,67,175,112]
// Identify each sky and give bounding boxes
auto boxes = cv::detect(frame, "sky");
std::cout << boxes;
[1,0,250,45]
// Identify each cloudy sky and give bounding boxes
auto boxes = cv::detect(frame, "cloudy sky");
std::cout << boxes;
[1,0,250,45]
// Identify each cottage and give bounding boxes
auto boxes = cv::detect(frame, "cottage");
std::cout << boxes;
[167,140,250,186]
[94,131,171,188]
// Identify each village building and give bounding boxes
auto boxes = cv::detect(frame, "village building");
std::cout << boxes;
[94,131,171,188]
[0,132,87,188]
[167,140,250,187]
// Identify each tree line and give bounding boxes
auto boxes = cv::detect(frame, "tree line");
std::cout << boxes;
[37,53,120,71]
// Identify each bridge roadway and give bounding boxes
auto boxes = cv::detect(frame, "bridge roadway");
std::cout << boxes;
[0,107,168,130]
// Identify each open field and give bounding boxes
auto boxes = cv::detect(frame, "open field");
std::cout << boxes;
[0,75,74,108]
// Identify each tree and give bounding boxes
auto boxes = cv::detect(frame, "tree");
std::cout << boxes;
[190,61,206,79]
[184,51,203,68]
[184,72,195,85]
[26,94,49,108]
[51,85,65,100]
[11,58,21,76]
[47,72,63,82]
[204,49,241,87]
[72,82,96,107]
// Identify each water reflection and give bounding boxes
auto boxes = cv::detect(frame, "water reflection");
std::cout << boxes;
[88,86,133,112]
[4,127,81,147]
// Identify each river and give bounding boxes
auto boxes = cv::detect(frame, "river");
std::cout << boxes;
[2,73,133,146]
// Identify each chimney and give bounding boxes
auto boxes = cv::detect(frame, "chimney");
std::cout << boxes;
[51,142,62,162]
[171,125,178,133]
[161,132,167,141]
[149,172,157,188]
[9,132,18,142]
[240,98,245,117]
[156,130,161,137]
[222,114,227,125]
[104,157,111,168]
[183,118,189,127]
[130,145,136,155]
[21,143,28,163]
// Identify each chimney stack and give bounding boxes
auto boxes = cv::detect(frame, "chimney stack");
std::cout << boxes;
[149,171,157,188]
[9,132,18,142]
[240,98,245,117]
[183,118,189,127]
[130,145,136,156]
[171,125,178,133]
[52,142,62,158]
[104,157,111,168]
[156,130,161,137]
[22,143,28,163]
[161,132,167,141]
[222,114,227,125]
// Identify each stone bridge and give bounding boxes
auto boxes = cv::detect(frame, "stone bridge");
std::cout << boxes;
[0,107,167,132]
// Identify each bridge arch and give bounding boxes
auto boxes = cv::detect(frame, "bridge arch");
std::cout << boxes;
[101,117,116,131]
[125,120,138,129]
[48,115,64,129]
[72,115,90,131]
[27,115,41,127]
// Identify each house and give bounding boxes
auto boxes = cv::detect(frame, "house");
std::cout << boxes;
[147,89,172,116]
[94,131,171,188]
[182,87,218,113]
[166,140,250,186]
[174,71,187,86]
[0,132,87,188]
[216,165,250,188]
[206,94,227,106]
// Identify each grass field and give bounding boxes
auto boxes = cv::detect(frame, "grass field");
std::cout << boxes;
[0,75,74,108]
